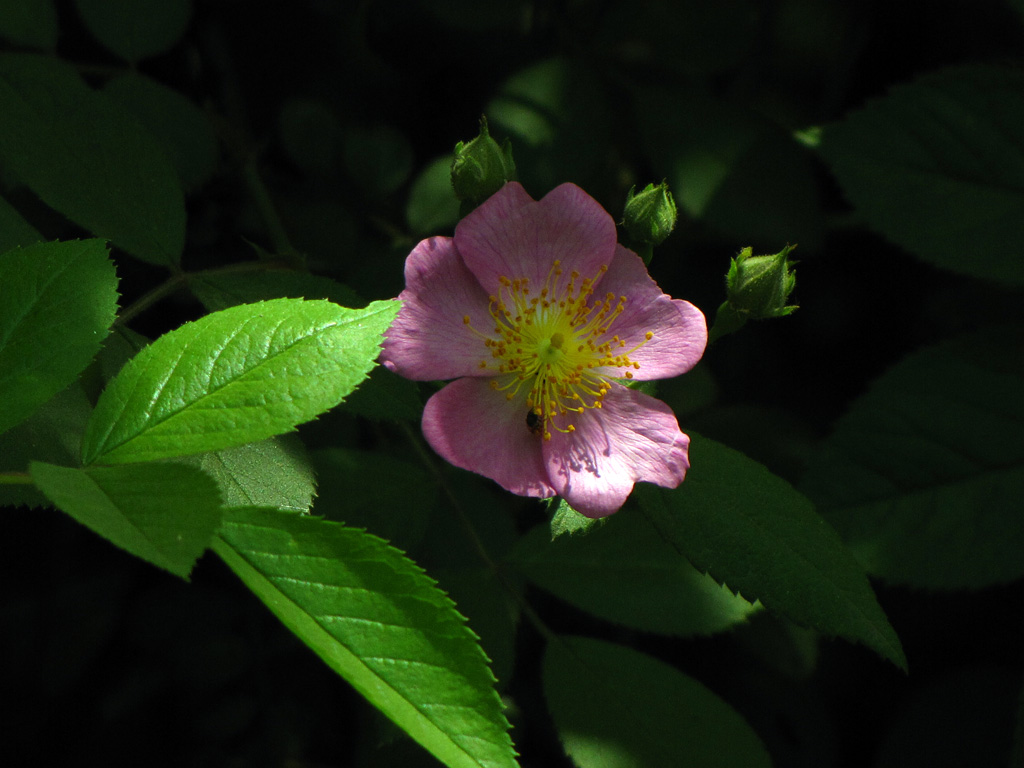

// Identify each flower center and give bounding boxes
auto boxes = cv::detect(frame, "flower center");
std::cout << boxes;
[464,260,652,440]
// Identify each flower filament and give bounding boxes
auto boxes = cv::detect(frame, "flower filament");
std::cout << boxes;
[464,260,652,440]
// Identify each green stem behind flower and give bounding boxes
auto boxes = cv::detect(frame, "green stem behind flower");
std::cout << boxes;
[398,421,555,642]
[707,301,748,348]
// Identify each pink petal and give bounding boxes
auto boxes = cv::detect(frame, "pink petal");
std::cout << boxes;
[422,377,557,499]
[379,237,496,381]
[543,384,690,518]
[595,245,708,380]
[455,182,617,296]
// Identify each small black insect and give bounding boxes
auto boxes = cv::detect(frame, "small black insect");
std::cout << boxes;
[526,409,543,436]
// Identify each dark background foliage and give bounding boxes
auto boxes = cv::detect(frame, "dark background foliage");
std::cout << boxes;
[2,1,1023,766]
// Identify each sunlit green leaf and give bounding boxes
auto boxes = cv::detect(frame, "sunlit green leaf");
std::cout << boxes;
[82,298,399,465]
[0,239,117,436]
[213,507,517,768]
[548,498,603,538]
[637,435,906,670]
[31,461,222,579]
[0,0,56,50]
[512,509,758,637]
[802,329,1024,589]
[0,54,185,266]
[103,72,218,192]
[74,0,192,62]
[544,636,772,768]
[820,64,1024,286]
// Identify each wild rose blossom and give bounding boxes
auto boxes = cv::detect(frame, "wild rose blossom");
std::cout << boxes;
[380,182,707,518]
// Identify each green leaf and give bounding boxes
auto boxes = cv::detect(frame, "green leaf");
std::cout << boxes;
[31,461,223,579]
[103,72,218,192]
[0,239,117,436]
[636,87,822,250]
[0,0,56,50]
[74,0,192,62]
[311,447,434,554]
[487,57,612,193]
[429,567,519,690]
[801,329,1024,589]
[636,435,906,670]
[820,64,1024,286]
[874,668,1017,768]
[0,382,91,509]
[544,636,772,768]
[548,497,604,538]
[82,298,399,465]
[593,0,759,76]
[278,98,343,176]
[181,435,316,513]
[0,53,185,266]
[0,194,42,253]
[343,124,414,195]
[407,155,460,235]
[213,507,517,768]
[336,364,424,423]
[188,268,361,313]
[512,509,759,637]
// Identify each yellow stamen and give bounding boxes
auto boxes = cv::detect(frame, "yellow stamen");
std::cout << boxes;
[463,259,655,439]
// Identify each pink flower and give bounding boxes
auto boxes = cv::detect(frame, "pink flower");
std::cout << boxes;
[380,182,707,518]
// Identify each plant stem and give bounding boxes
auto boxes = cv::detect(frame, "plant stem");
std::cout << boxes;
[706,300,747,348]
[242,159,298,260]
[114,258,296,328]
[0,472,33,485]
[114,271,190,327]
[399,421,555,642]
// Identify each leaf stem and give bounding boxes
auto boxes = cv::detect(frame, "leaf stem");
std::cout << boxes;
[114,271,190,327]
[706,300,748,348]
[241,158,299,261]
[0,472,33,485]
[114,258,298,327]
[399,421,555,642]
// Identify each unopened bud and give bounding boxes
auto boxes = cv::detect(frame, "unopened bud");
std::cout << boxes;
[622,181,677,247]
[450,116,516,207]
[725,245,798,320]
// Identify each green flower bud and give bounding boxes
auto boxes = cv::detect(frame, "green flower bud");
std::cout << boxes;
[725,245,798,320]
[622,181,677,247]
[450,116,516,207]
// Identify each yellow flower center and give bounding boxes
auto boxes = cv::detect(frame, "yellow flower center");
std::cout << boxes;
[464,260,652,440]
